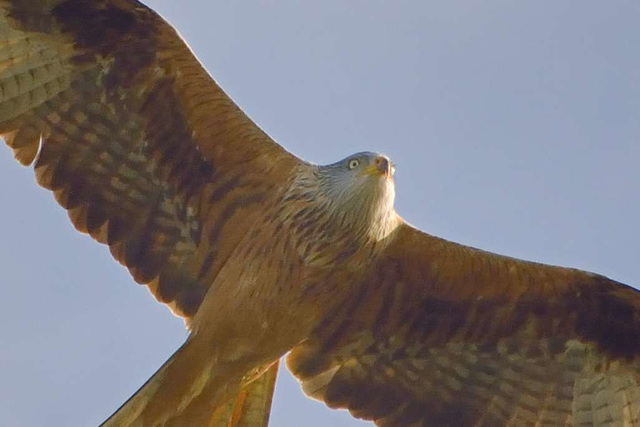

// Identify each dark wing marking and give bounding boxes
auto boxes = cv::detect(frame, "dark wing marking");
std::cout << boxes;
[1,0,300,319]
[288,223,640,426]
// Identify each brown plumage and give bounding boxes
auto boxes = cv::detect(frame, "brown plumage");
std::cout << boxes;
[1,1,639,426]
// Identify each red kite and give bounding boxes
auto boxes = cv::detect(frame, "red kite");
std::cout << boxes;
[2,1,639,425]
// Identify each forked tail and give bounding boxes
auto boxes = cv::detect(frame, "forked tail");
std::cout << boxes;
[102,339,279,427]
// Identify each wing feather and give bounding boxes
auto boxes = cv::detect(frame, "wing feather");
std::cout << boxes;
[288,222,640,426]
[0,0,301,319]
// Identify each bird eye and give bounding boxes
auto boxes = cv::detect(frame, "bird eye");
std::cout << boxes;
[348,159,360,169]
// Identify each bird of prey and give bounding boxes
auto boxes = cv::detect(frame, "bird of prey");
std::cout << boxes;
[1,1,639,426]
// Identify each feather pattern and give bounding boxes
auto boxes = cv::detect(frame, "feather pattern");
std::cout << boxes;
[288,224,640,425]
[2,1,640,427]
[0,0,300,319]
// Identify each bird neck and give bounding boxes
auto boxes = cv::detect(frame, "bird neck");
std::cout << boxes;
[286,165,401,247]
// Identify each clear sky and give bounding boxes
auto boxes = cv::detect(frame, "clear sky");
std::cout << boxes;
[0,1,638,426]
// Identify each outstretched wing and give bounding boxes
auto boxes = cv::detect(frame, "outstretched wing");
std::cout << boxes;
[0,0,300,319]
[288,222,640,426]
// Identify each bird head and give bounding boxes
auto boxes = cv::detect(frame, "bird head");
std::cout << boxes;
[346,152,396,180]
[317,152,398,240]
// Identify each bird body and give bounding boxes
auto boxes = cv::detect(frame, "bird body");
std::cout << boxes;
[2,1,640,426]
[106,152,400,425]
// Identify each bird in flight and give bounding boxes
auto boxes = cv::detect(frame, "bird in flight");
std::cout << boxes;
[1,1,640,426]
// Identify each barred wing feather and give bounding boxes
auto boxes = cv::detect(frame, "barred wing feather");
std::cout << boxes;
[288,223,640,426]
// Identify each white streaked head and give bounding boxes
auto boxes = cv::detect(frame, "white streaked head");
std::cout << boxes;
[317,152,399,240]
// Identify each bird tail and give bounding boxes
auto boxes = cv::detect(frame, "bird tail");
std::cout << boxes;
[101,339,279,427]
[208,361,279,427]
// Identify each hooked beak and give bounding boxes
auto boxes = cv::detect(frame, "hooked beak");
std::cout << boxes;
[364,155,394,178]
[375,156,391,175]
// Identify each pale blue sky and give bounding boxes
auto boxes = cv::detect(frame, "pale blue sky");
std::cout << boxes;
[0,2,638,426]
